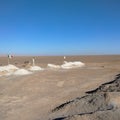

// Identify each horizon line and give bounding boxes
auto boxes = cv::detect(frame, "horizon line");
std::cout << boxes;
[0,54,120,57]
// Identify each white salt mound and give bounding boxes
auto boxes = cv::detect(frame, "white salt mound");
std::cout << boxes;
[61,61,85,69]
[29,66,44,71]
[0,64,18,72]
[0,65,32,76]
[47,64,61,69]
[47,61,85,69]
[13,69,32,75]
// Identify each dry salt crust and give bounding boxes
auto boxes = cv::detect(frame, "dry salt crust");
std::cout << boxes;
[47,61,85,69]
[28,66,44,71]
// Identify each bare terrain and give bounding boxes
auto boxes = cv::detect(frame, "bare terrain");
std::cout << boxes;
[0,55,120,120]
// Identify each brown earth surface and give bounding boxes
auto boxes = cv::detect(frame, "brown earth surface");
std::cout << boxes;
[0,55,120,120]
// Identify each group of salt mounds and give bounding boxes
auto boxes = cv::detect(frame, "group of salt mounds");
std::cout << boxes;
[47,61,85,69]
[0,61,85,76]
[0,64,43,76]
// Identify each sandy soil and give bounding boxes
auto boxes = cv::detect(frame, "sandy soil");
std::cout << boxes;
[0,55,120,120]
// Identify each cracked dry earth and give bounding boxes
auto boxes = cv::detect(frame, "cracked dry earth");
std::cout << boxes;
[51,74,120,120]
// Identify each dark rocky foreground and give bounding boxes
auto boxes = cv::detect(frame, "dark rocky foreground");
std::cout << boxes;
[50,74,120,120]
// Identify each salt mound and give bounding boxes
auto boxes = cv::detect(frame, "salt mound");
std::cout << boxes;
[47,61,85,69]
[0,65,33,76]
[0,64,18,72]
[29,66,44,71]
[13,69,32,75]
[0,64,19,76]
[47,64,61,69]
[61,61,85,69]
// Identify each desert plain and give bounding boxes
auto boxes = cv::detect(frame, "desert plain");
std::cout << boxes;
[0,55,120,120]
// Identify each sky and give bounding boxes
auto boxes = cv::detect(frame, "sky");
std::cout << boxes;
[0,0,120,55]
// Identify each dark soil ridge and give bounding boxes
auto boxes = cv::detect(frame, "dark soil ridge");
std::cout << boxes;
[51,74,120,120]
[86,74,120,93]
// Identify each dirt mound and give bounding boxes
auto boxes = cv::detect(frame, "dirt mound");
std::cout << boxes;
[51,74,120,120]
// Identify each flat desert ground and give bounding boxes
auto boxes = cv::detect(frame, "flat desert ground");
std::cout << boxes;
[0,55,120,120]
